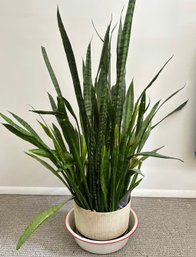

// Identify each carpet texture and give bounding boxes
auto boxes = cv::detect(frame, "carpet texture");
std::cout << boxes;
[0,195,195,257]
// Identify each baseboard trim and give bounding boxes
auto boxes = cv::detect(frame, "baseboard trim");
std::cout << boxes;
[133,189,196,198]
[0,187,196,198]
[0,186,70,195]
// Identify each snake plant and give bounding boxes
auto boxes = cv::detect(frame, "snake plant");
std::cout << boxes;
[0,0,187,250]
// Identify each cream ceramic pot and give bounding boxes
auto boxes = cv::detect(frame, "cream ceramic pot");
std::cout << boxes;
[65,207,138,255]
[73,200,131,240]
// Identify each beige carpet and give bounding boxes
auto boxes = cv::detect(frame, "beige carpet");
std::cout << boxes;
[0,195,195,257]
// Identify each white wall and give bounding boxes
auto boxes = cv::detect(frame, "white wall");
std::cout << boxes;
[0,0,196,195]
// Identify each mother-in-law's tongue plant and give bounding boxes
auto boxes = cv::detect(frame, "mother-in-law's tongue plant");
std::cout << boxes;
[0,0,187,250]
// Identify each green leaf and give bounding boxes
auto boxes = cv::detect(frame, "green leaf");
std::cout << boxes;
[37,120,69,164]
[62,172,90,209]
[47,93,64,128]
[11,113,35,132]
[1,113,57,162]
[126,99,140,137]
[129,173,138,190]
[31,110,64,116]
[95,23,111,109]
[29,149,52,158]
[95,22,111,80]
[57,8,89,140]
[52,123,66,152]
[127,57,173,135]
[145,97,151,112]
[2,123,41,148]
[137,123,151,152]
[115,0,136,125]
[137,146,165,163]
[122,80,134,134]
[41,47,63,98]
[129,151,183,162]
[48,92,57,111]
[62,97,81,150]
[26,151,70,185]
[110,125,120,211]
[56,98,79,151]
[152,100,188,129]
[26,152,57,174]
[139,56,173,98]
[83,43,93,121]
[130,168,144,176]
[94,24,111,210]
[130,178,143,191]
[0,113,30,136]
[135,92,146,134]
[100,146,110,210]
[37,120,54,139]
[56,98,92,208]
[116,0,136,78]
[81,135,87,164]
[116,17,122,64]
[129,101,160,151]
[91,20,104,42]
[62,98,78,123]
[159,86,185,109]
[16,197,72,250]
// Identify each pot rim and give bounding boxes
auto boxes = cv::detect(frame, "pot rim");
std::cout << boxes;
[73,197,131,215]
[65,208,139,245]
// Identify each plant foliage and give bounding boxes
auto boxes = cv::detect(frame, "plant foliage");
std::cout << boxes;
[0,0,187,249]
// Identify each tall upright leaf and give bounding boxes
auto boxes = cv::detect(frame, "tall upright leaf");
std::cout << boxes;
[95,23,111,109]
[115,0,136,126]
[122,80,134,135]
[57,8,89,139]
[83,43,93,122]
[41,47,63,98]
[95,24,111,210]
[100,145,110,211]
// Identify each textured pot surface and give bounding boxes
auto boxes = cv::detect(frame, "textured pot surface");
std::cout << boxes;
[73,200,131,240]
